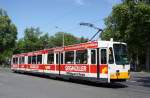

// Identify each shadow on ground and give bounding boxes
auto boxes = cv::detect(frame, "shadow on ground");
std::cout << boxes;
[13,71,128,89]
[135,76,150,88]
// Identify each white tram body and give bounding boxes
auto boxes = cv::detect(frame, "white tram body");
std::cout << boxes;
[11,40,130,83]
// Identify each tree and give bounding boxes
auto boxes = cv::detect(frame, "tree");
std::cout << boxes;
[14,27,45,53]
[15,38,25,53]
[15,30,88,54]
[49,32,80,47]
[39,33,50,49]
[24,27,42,52]
[101,0,150,71]
[0,8,17,65]
[79,36,88,43]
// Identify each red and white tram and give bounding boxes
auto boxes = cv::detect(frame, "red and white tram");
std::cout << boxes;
[11,39,130,83]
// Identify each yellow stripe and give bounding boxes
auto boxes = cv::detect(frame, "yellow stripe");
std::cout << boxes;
[110,72,130,79]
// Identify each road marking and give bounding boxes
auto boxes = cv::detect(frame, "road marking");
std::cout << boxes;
[130,80,137,83]
[127,80,137,82]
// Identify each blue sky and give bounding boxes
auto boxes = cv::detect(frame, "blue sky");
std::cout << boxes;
[0,0,121,39]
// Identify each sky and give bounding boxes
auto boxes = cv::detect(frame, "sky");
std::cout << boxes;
[0,0,121,39]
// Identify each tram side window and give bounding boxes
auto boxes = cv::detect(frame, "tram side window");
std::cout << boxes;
[56,53,59,64]
[76,50,87,64]
[91,50,96,64]
[22,57,25,64]
[16,58,18,64]
[13,58,15,64]
[101,49,107,64]
[19,57,22,64]
[37,55,42,64]
[65,51,74,64]
[61,53,63,64]
[13,57,18,64]
[109,48,114,64]
[28,56,32,64]
[32,56,37,64]
[47,53,54,64]
[19,57,25,64]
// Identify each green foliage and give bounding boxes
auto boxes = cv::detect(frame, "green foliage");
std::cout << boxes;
[79,36,88,43]
[14,27,47,53]
[0,8,17,65]
[102,0,150,71]
[39,33,50,48]
[49,32,79,47]
[24,27,42,52]
[15,29,88,54]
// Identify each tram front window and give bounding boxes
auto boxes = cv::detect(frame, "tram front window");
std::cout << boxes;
[113,44,129,65]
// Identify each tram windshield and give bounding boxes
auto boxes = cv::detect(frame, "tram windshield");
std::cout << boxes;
[113,44,129,65]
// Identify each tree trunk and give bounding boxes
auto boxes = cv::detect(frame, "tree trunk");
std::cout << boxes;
[136,49,139,71]
[146,46,150,71]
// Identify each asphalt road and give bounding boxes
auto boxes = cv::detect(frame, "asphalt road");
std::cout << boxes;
[0,69,150,98]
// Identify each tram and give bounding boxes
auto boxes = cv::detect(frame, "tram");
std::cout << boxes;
[11,39,130,83]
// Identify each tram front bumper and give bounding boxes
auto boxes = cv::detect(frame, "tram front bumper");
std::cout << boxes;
[110,72,130,80]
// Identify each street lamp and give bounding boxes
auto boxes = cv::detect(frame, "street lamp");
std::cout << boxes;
[55,26,65,47]
[63,32,64,47]
[80,22,103,41]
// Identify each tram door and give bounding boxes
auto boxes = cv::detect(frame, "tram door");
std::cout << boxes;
[98,48,108,80]
[56,52,64,75]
